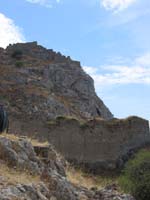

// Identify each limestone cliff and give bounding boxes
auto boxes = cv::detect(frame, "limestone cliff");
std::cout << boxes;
[0,42,113,125]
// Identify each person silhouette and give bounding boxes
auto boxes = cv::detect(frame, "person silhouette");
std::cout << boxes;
[0,105,9,134]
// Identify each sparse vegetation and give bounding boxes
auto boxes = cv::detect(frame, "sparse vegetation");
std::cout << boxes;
[30,138,49,147]
[119,149,150,200]
[0,133,49,147]
[15,61,24,68]
[0,133,21,141]
[0,163,40,185]
[80,122,89,129]
[46,119,57,126]
[56,115,78,121]
[56,115,85,126]
[66,165,118,189]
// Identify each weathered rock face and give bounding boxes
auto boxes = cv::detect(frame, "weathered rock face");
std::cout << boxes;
[0,42,113,123]
[0,137,42,174]
[33,116,150,173]
[0,136,135,200]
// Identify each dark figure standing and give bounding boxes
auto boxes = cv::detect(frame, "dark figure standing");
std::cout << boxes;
[0,105,9,133]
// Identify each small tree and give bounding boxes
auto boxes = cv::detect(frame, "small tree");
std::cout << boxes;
[15,61,24,68]
[119,149,150,200]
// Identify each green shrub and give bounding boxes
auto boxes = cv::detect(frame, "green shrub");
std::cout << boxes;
[119,149,150,200]
[46,120,56,126]
[15,61,24,68]
[56,115,78,121]
[80,122,89,129]
[11,49,23,59]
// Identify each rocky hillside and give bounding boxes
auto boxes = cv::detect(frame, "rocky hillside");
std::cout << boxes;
[0,134,134,200]
[0,42,113,125]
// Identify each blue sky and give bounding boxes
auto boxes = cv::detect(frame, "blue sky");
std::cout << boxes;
[0,0,150,120]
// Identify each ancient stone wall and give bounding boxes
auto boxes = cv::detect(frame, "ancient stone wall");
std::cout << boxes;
[40,116,150,172]
[9,116,150,173]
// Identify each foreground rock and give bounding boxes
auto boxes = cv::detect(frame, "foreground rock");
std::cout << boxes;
[0,183,135,200]
[0,136,134,200]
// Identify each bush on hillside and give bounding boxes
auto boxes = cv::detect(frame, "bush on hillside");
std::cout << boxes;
[56,115,78,122]
[15,61,24,68]
[119,149,150,200]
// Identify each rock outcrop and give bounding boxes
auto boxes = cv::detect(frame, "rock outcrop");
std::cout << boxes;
[0,135,135,200]
[0,42,113,124]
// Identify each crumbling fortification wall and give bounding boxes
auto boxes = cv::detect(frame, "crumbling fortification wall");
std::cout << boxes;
[9,115,150,173]
[44,116,150,172]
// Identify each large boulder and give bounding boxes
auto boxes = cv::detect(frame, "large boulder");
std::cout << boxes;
[0,137,43,173]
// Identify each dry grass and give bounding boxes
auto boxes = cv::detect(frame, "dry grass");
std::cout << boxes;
[0,133,49,147]
[46,120,57,126]
[0,163,40,185]
[66,166,118,189]
[30,138,49,147]
[0,133,20,141]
